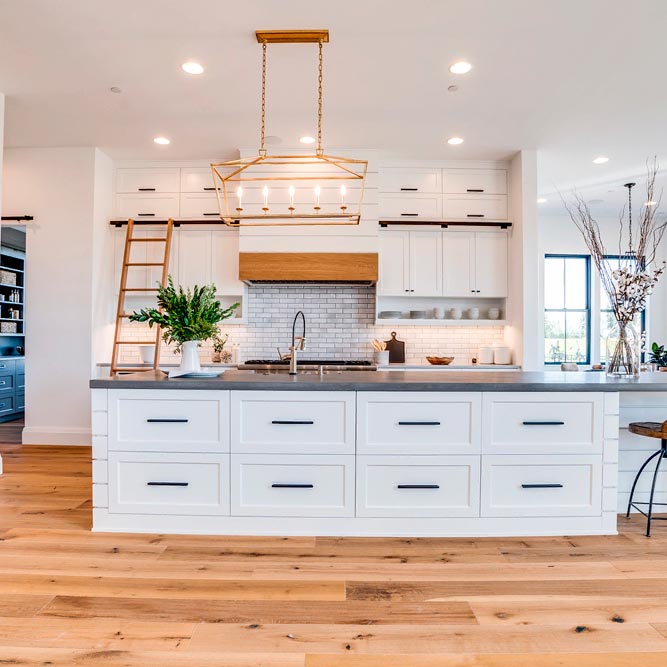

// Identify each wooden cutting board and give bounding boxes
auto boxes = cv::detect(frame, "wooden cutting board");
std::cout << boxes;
[384,331,405,363]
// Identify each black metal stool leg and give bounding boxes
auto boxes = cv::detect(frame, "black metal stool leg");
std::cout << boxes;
[646,440,667,537]
[627,449,662,519]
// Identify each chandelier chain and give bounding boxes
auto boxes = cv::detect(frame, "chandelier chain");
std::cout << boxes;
[317,39,323,153]
[260,40,267,153]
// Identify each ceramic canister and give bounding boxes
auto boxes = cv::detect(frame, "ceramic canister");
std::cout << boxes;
[449,307,462,320]
[478,346,494,364]
[493,345,512,365]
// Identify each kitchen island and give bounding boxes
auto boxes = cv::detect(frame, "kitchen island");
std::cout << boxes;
[90,370,667,537]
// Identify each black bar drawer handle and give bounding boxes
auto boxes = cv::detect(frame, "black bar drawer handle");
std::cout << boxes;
[397,484,440,489]
[271,483,314,489]
[398,421,441,426]
[400,213,419,216]
[204,212,219,216]
[147,481,189,487]
[271,420,314,425]
[467,214,485,218]
[522,421,565,426]
[137,213,156,217]
[521,483,563,489]
[137,187,156,191]
[467,188,484,193]
[203,187,218,191]
[146,418,189,423]
[400,187,418,191]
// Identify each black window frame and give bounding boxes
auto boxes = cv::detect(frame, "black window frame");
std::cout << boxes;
[544,254,592,366]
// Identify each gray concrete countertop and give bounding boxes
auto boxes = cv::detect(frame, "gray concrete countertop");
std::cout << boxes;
[90,369,667,392]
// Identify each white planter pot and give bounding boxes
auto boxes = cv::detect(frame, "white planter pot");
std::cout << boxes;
[373,350,390,365]
[179,340,202,373]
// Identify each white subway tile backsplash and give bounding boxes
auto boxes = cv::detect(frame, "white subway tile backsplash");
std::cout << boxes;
[119,285,506,365]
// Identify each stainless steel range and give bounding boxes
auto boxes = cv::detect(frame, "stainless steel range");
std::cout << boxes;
[238,359,377,372]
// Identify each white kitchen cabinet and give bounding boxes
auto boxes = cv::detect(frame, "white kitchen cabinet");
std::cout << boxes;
[178,230,212,288]
[116,168,180,193]
[442,231,507,298]
[115,193,180,220]
[443,194,508,221]
[378,230,441,297]
[211,230,243,295]
[380,168,442,194]
[379,193,442,220]
[180,167,219,193]
[179,194,222,219]
[443,169,507,195]
[378,231,409,295]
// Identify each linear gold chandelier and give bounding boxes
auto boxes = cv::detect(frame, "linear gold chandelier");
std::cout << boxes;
[211,29,367,227]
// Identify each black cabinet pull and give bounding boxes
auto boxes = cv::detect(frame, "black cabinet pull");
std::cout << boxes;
[137,187,156,191]
[147,481,189,487]
[521,483,563,489]
[271,483,314,489]
[466,188,484,193]
[397,484,440,489]
[400,187,418,191]
[398,421,441,426]
[400,213,419,217]
[146,418,189,423]
[137,213,156,217]
[522,421,565,426]
[203,213,219,216]
[271,420,314,425]
[467,214,485,218]
[203,187,218,191]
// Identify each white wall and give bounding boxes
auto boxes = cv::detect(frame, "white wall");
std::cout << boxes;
[2,147,112,445]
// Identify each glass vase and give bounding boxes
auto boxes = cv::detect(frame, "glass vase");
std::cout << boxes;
[606,322,641,378]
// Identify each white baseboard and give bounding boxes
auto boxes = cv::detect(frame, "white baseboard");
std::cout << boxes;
[22,427,92,446]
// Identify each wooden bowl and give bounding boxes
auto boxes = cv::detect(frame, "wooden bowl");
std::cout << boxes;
[426,356,454,366]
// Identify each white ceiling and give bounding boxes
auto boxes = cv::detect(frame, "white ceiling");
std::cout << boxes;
[1,0,667,201]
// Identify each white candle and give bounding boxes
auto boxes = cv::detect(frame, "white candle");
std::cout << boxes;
[314,185,321,208]
[262,185,269,208]
[340,185,346,205]
[288,185,295,209]
[236,186,243,208]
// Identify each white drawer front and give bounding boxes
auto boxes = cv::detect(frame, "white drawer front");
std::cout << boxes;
[379,194,442,220]
[180,167,219,193]
[380,168,442,194]
[357,455,480,517]
[115,194,180,220]
[443,194,507,221]
[231,454,354,517]
[231,391,355,454]
[116,168,180,193]
[357,392,481,455]
[483,393,603,454]
[109,390,229,452]
[179,194,221,219]
[443,169,507,195]
[109,452,230,515]
[481,455,602,517]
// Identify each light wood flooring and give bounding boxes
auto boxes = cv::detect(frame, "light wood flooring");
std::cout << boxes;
[0,444,667,665]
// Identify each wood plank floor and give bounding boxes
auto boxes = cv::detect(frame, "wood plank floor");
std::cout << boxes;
[1,445,667,665]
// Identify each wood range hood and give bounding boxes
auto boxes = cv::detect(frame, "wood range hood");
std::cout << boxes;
[239,252,378,285]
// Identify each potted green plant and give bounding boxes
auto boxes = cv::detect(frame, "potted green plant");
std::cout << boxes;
[648,342,667,370]
[129,276,239,373]
[212,332,230,363]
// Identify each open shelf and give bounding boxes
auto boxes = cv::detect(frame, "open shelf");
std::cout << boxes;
[375,318,507,327]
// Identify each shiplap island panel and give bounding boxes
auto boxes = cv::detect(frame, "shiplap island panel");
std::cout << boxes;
[89,370,642,537]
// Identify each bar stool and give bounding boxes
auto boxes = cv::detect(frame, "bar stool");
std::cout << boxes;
[626,420,667,536]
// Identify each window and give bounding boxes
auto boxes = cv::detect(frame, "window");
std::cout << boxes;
[600,255,646,364]
[544,255,591,365]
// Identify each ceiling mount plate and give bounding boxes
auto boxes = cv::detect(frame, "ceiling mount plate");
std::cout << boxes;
[255,30,329,44]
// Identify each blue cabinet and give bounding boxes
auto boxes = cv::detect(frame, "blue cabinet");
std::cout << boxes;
[0,358,24,422]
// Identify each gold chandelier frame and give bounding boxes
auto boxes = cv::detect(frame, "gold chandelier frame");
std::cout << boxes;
[211,30,367,227]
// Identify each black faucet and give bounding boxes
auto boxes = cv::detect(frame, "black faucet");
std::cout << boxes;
[289,310,307,375]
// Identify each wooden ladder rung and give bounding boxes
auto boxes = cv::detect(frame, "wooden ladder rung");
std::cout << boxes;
[128,237,169,243]
[121,287,159,292]
[115,340,155,345]
[126,262,166,267]
[111,367,155,374]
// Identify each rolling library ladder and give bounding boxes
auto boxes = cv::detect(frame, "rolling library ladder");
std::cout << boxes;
[110,219,174,377]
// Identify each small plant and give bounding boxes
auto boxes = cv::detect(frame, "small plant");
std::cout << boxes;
[649,342,667,368]
[212,333,228,354]
[129,276,239,351]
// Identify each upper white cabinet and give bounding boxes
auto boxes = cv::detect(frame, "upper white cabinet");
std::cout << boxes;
[179,194,221,219]
[443,169,507,195]
[211,230,243,296]
[178,230,212,288]
[380,168,442,193]
[116,168,180,193]
[180,167,219,193]
[115,194,180,220]
[442,231,508,298]
[378,166,509,221]
[378,230,441,297]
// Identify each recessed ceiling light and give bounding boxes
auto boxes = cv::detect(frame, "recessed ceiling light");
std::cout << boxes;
[449,61,473,75]
[264,135,282,146]
[592,156,609,164]
[447,137,464,145]
[299,136,316,144]
[153,137,170,145]
[645,200,657,206]
[181,62,204,75]
[537,198,547,204]
[447,85,459,92]
[109,86,122,94]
